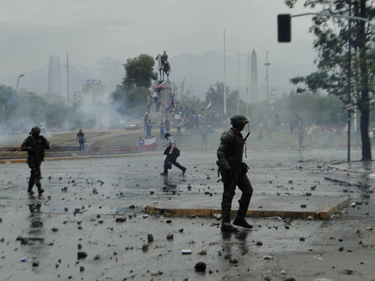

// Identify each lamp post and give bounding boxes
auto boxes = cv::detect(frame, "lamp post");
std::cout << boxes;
[264,51,271,101]
[16,74,25,93]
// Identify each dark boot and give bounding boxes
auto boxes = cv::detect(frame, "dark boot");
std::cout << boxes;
[233,193,253,228]
[36,183,44,196]
[27,183,35,195]
[221,202,238,232]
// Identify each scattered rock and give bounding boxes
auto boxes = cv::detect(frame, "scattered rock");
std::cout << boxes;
[93,188,98,194]
[166,234,174,240]
[51,228,58,232]
[229,257,239,263]
[94,254,101,260]
[115,217,126,223]
[256,241,263,246]
[147,234,154,242]
[142,243,149,251]
[194,261,206,272]
[166,220,172,223]
[77,252,87,259]
[285,278,296,281]
[300,237,305,242]
[366,227,373,231]
[78,244,82,250]
[198,250,207,255]
[32,260,40,267]
[307,216,314,220]
[80,266,85,272]
[179,228,184,233]
[300,204,307,208]
[129,205,135,209]
[16,236,28,245]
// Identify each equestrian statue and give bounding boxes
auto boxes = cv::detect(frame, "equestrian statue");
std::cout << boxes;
[155,51,171,81]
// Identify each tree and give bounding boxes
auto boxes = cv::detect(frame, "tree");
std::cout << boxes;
[285,0,375,161]
[123,54,157,89]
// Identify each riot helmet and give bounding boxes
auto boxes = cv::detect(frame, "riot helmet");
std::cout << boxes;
[231,115,249,128]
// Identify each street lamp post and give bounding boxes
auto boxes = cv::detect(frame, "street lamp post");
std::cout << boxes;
[264,51,271,101]
[15,74,25,93]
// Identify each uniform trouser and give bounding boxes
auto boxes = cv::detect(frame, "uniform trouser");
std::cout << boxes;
[28,160,42,186]
[163,154,185,174]
[79,140,84,151]
[221,172,253,218]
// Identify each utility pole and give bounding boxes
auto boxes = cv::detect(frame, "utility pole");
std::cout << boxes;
[347,1,352,162]
[67,53,70,107]
[237,52,240,114]
[246,52,249,115]
[264,51,270,101]
[223,30,226,115]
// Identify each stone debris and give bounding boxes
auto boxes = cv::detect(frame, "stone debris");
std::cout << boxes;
[142,243,149,251]
[16,236,29,245]
[77,251,87,259]
[32,260,40,267]
[80,266,85,272]
[229,257,239,263]
[166,234,174,240]
[198,250,207,255]
[51,228,58,232]
[115,217,126,222]
[256,241,263,246]
[147,234,154,242]
[93,188,98,194]
[300,237,305,242]
[94,254,101,260]
[194,261,206,272]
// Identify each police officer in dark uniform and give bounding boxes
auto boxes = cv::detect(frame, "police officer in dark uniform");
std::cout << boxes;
[21,126,50,195]
[217,115,253,232]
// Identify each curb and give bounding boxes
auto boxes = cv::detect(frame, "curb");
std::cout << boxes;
[144,197,350,220]
[0,152,163,164]
[327,160,375,174]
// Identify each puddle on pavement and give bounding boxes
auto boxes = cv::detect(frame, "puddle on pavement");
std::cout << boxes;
[0,203,143,215]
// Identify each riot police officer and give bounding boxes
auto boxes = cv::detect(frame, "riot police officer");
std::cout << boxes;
[21,126,50,195]
[217,115,253,232]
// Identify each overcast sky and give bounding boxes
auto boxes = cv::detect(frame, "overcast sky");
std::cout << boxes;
[0,0,319,79]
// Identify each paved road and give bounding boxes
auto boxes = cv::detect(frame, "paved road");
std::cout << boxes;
[0,148,374,281]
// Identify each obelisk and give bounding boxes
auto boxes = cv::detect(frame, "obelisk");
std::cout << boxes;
[250,50,258,103]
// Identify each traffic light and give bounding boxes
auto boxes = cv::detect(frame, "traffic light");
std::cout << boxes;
[278,14,291,43]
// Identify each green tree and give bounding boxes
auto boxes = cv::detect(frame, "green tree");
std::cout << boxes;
[123,54,157,89]
[0,84,19,123]
[285,0,375,160]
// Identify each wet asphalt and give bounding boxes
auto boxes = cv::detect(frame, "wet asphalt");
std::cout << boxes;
[0,148,374,281]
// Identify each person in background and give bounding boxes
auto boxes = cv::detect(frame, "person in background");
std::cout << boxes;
[76,129,85,151]
[159,120,165,139]
[176,119,182,136]
[164,118,170,133]
[146,121,152,139]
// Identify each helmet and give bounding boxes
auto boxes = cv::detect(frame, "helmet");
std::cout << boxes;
[231,115,249,128]
[31,126,41,134]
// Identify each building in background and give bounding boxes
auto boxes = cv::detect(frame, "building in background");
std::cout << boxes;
[250,50,258,103]
[81,79,105,100]
[48,55,61,96]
